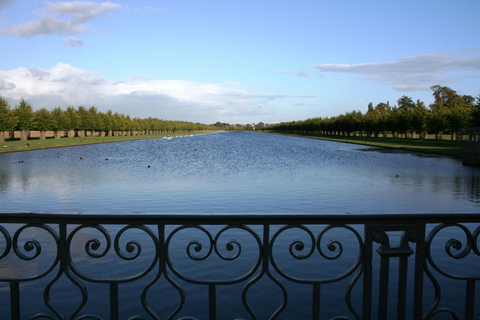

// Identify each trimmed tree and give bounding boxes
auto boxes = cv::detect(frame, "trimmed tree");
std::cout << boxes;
[14,98,35,141]
[0,96,17,142]
[51,107,70,138]
[34,108,54,139]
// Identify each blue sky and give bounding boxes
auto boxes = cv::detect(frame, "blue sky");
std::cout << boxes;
[0,1,479,124]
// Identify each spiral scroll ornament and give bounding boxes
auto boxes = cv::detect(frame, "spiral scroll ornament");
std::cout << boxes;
[271,224,363,284]
[426,223,480,280]
[166,225,262,285]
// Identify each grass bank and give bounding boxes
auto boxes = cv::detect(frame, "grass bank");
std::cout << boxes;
[266,131,465,158]
[0,131,221,153]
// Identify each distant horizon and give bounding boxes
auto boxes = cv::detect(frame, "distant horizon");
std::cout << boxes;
[1,1,479,124]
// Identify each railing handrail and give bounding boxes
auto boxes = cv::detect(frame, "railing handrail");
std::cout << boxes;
[1,212,479,224]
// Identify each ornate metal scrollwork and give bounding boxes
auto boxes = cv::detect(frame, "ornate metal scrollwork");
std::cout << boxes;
[270,224,363,284]
[0,224,59,281]
[67,224,159,283]
[426,223,480,280]
[166,224,262,285]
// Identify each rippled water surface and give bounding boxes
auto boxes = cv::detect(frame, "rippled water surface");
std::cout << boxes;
[0,131,479,214]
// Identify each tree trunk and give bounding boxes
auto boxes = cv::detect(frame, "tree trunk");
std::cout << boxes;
[39,131,46,140]
[20,130,28,141]
[0,131,4,142]
[78,130,85,137]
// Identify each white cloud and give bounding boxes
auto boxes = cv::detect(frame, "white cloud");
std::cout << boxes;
[135,5,165,14]
[0,63,315,123]
[63,36,83,46]
[0,1,122,37]
[314,52,480,91]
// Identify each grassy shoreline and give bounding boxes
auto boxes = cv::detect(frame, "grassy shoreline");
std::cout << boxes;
[0,130,221,154]
[265,131,465,158]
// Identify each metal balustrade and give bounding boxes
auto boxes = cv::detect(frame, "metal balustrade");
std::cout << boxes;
[0,213,479,320]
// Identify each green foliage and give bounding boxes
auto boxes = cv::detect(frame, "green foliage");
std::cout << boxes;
[1,96,216,139]
[268,86,479,140]
[0,96,17,131]
[51,107,70,131]
[34,108,54,131]
[14,98,35,131]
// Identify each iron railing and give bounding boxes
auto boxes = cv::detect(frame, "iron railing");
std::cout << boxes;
[0,213,479,320]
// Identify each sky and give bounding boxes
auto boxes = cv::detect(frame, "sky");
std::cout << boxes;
[0,1,479,125]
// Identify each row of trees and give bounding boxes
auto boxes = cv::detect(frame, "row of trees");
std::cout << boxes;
[0,96,219,141]
[267,86,480,141]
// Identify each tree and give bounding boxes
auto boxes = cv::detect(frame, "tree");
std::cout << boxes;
[0,96,17,142]
[65,106,80,136]
[51,107,70,138]
[411,100,428,139]
[34,108,54,139]
[447,95,471,141]
[397,95,415,110]
[14,98,35,141]
[431,85,458,107]
[428,103,448,140]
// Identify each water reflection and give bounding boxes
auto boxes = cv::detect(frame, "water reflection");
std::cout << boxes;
[0,131,479,214]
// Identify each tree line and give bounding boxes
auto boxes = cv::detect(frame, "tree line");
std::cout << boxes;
[267,86,480,141]
[0,96,219,142]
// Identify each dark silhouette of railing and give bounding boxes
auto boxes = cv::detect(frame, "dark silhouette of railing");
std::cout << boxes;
[0,213,479,320]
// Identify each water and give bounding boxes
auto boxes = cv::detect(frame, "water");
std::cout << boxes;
[0,131,479,319]
[0,131,479,214]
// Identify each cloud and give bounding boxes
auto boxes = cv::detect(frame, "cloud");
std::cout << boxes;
[0,1,122,37]
[0,63,315,123]
[278,71,313,78]
[135,6,165,14]
[314,52,480,91]
[0,0,14,10]
[63,36,83,46]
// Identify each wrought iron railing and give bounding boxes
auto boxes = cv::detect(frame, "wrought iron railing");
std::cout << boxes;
[0,213,479,320]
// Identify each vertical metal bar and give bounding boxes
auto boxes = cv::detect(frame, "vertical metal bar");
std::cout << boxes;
[209,284,216,320]
[263,224,269,268]
[158,224,165,274]
[110,282,118,320]
[413,225,425,319]
[312,283,320,320]
[10,281,20,320]
[396,255,408,320]
[465,279,475,320]
[377,255,389,320]
[363,225,373,320]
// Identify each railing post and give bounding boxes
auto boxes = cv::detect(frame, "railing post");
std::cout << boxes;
[363,225,373,320]
[413,224,425,319]
[110,282,119,319]
[209,284,216,320]
[10,281,20,320]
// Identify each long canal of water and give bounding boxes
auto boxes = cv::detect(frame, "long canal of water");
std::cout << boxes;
[1,131,479,214]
